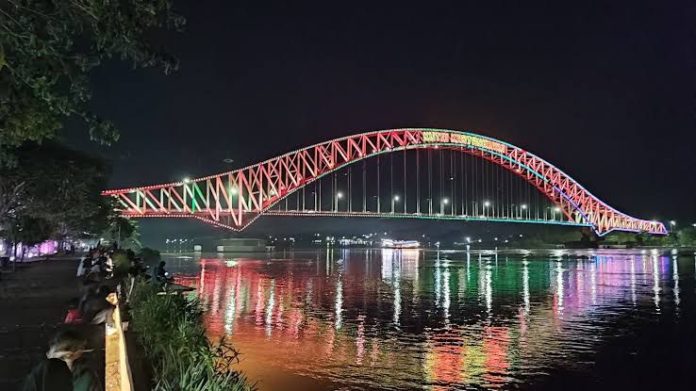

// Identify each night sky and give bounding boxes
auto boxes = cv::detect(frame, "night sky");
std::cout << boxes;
[67,1,696,241]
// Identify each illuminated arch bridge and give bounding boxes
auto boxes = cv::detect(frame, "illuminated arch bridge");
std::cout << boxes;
[102,129,667,236]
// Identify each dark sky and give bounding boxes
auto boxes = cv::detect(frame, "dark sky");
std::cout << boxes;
[70,0,696,239]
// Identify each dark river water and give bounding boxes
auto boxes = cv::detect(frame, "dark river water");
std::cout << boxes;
[166,249,696,390]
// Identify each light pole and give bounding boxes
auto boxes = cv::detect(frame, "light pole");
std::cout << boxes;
[441,198,449,215]
[392,195,400,214]
[552,206,561,221]
[483,200,490,217]
[335,191,343,212]
[229,185,239,208]
[521,204,527,219]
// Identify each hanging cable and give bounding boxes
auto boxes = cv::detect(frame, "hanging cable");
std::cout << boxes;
[461,149,465,216]
[428,149,432,215]
[390,153,394,214]
[451,149,456,216]
[348,166,352,212]
[362,160,366,213]
[377,155,381,214]
[403,150,407,214]
[439,151,444,214]
[416,149,420,214]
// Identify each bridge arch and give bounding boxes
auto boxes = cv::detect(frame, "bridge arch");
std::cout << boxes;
[102,128,667,236]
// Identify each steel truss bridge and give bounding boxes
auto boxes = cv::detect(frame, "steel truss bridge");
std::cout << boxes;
[102,128,667,236]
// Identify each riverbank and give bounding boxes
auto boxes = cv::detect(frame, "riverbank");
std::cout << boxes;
[127,277,253,390]
[0,257,87,389]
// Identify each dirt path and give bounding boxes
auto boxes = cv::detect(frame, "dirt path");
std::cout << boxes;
[0,258,81,389]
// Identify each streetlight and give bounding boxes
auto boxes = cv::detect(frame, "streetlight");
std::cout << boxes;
[335,191,343,212]
[392,195,400,214]
[229,186,239,195]
[441,197,449,215]
[520,203,528,219]
[483,200,490,217]
[550,206,561,221]
[669,220,676,227]
[183,177,191,184]
[310,191,318,211]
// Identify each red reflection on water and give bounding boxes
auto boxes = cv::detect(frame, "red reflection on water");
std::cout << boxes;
[482,327,510,386]
[171,252,674,391]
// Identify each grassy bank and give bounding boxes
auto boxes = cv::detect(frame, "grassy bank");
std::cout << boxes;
[128,279,252,390]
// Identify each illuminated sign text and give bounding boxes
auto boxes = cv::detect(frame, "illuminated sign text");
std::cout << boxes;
[421,131,507,154]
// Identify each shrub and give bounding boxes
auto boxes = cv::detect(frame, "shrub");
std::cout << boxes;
[128,279,252,390]
[137,247,161,264]
[111,249,131,277]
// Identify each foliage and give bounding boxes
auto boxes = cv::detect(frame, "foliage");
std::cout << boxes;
[511,228,586,248]
[638,233,674,246]
[603,231,640,245]
[0,0,184,164]
[128,279,253,391]
[547,229,584,243]
[0,179,24,235]
[613,227,696,247]
[0,142,113,243]
[101,216,140,249]
[110,249,131,277]
[507,226,696,248]
[514,237,556,249]
[137,247,161,264]
[12,214,54,246]
[675,226,696,246]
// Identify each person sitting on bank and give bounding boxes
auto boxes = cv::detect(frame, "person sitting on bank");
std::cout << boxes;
[47,329,101,391]
[154,260,172,284]
[79,285,114,324]
[64,298,84,325]
[21,358,72,391]
[23,329,101,391]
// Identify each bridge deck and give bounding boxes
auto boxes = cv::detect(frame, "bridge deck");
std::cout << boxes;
[263,210,592,227]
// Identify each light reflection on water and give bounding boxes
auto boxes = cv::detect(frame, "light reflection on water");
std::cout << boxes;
[168,249,694,390]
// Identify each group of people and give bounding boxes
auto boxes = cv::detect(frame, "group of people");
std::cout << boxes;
[22,245,124,391]
[21,244,175,390]
[71,246,122,325]
[76,247,115,283]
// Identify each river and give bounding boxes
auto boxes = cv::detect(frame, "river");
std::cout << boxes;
[166,248,695,390]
